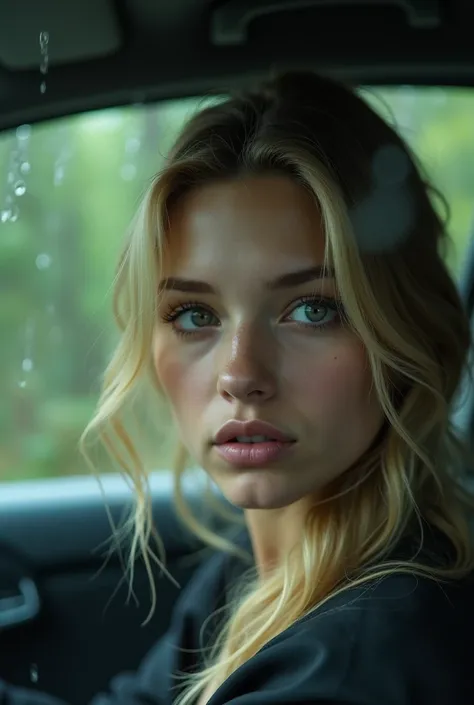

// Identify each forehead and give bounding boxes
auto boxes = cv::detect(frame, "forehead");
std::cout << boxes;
[165,175,326,278]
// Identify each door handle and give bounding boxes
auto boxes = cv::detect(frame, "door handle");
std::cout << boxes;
[0,577,41,630]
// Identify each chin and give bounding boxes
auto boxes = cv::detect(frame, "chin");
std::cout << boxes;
[218,471,304,510]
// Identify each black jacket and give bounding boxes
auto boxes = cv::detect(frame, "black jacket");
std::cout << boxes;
[1,527,473,705]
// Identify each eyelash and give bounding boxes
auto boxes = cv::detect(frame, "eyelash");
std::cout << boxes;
[160,296,344,339]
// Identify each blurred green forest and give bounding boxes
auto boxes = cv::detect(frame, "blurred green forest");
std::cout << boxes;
[1,87,474,482]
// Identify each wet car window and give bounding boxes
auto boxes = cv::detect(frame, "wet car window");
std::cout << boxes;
[1,88,474,482]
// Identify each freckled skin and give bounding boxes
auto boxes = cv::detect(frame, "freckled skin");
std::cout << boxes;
[153,175,383,569]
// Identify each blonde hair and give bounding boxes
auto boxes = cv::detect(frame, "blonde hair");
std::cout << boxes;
[80,71,474,705]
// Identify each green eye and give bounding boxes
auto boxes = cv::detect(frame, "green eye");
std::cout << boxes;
[177,308,217,330]
[286,297,340,328]
[161,302,220,337]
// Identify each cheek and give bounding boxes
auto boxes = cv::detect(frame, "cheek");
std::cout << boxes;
[153,341,209,427]
[288,338,376,416]
[154,350,182,403]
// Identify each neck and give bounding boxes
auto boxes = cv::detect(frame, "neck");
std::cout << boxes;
[244,497,313,579]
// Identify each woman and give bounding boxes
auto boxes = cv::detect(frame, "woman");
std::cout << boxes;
[2,70,474,705]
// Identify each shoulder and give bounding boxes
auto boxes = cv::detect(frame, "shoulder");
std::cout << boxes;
[297,570,473,653]
[276,569,474,661]
[209,571,474,705]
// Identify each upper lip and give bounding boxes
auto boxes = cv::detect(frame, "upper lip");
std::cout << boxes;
[213,420,296,445]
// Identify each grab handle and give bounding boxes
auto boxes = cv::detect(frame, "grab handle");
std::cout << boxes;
[211,0,441,45]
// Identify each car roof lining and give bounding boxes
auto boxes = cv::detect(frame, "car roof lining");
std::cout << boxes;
[0,0,473,130]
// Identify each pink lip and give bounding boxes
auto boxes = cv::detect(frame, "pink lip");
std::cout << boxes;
[212,419,296,469]
[214,440,295,468]
[213,419,295,445]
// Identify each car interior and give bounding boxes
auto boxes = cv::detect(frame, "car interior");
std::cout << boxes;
[1,1,474,703]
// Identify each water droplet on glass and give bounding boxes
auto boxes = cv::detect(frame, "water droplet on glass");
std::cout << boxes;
[22,358,33,372]
[30,663,38,683]
[54,165,65,186]
[16,124,32,141]
[39,31,49,94]
[1,209,12,223]
[36,253,52,270]
[14,180,26,196]
[20,161,31,174]
[7,172,14,184]
[18,380,27,389]
[126,137,141,154]
[9,205,19,223]
[120,164,137,181]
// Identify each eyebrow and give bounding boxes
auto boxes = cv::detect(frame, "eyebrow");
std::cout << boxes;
[159,265,334,294]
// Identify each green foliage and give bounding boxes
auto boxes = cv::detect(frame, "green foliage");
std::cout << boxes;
[1,89,473,482]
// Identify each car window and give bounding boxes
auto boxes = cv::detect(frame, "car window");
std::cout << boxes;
[1,87,474,483]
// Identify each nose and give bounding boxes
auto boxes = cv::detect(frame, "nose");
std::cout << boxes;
[217,325,276,404]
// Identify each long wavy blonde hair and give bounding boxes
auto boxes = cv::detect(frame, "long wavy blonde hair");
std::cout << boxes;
[80,71,474,705]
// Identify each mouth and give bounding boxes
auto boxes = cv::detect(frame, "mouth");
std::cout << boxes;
[211,420,297,468]
[213,436,296,468]
[213,419,296,446]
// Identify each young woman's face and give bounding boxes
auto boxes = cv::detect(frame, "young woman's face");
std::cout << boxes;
[153,175,384,510]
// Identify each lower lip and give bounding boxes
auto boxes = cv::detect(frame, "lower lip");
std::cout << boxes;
[214,441,295,468]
